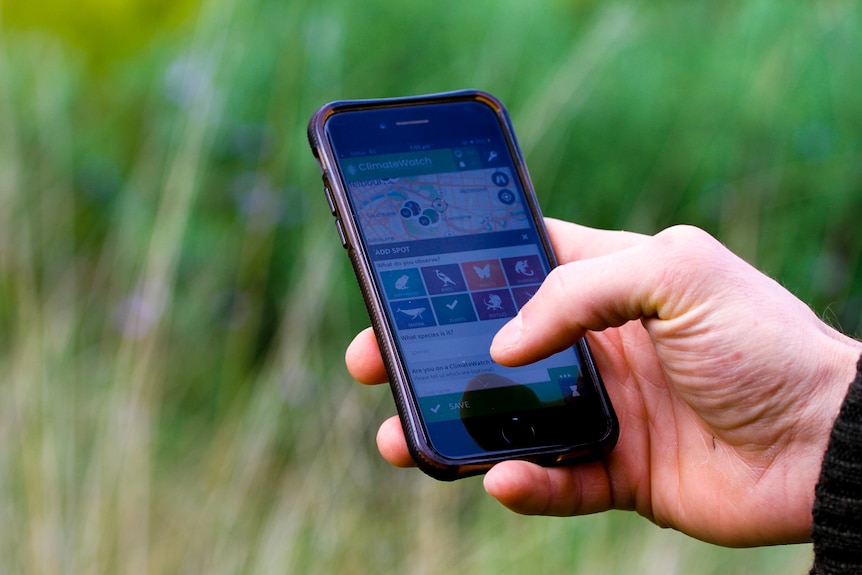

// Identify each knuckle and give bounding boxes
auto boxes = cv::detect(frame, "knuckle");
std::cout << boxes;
[653,224,715,252]
[651,225,724,266]
[645,225,732,299]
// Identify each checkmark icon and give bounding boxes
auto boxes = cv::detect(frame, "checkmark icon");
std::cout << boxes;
[446,299,458,310]
[430,404,441,413]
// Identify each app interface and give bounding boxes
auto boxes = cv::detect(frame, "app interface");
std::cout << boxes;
[338,141,586,436]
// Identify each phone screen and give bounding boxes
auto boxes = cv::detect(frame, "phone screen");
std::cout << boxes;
[324,100,612,460]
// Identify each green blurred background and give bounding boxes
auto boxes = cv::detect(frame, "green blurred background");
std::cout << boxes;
[1,0,860,572]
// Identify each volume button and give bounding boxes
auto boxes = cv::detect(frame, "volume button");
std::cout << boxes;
[325,187,337,215]
[322,173,337,215]
[335,219,348,249]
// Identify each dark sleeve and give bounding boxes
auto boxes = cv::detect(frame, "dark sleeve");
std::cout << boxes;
[810,353,862,575]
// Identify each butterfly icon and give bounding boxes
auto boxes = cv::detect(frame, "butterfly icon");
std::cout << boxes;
[473,264,491,279]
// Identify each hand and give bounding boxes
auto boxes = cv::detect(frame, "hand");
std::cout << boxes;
[346,219,862,547]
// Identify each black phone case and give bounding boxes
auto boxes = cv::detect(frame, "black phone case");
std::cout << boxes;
[308,90,618,480]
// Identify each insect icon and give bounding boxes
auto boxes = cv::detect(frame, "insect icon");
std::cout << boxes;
[396,307,426,320]
[484,294,503,311]
[473,264,491,279]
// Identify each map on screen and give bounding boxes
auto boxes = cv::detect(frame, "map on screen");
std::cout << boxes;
[347,167,530,245]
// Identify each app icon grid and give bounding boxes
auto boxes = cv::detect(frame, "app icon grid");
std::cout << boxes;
[387,256,546,330]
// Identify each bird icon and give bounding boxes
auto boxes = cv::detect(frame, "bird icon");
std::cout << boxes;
[435,269,456,288]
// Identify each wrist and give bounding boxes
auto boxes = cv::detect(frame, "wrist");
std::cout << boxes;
[779,331,862,541]
[811,349,862,573]
[807,333,862,438]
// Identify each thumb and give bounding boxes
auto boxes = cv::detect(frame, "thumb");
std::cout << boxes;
[483,459,616,517]
[491,225,719,366]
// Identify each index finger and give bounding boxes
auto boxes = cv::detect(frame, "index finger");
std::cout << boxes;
[345,327,388,385]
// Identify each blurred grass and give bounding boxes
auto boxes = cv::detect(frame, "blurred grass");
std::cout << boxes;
[0,0,860,572]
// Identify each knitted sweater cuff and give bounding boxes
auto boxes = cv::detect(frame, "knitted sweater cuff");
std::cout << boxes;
[810,353,862,575]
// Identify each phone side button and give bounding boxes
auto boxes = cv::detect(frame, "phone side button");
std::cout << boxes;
[324,186,337,215]
[322,174,337,215]
[334,219,348,249]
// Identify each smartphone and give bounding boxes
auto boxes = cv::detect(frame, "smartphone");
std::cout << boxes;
[308,90,618,480]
